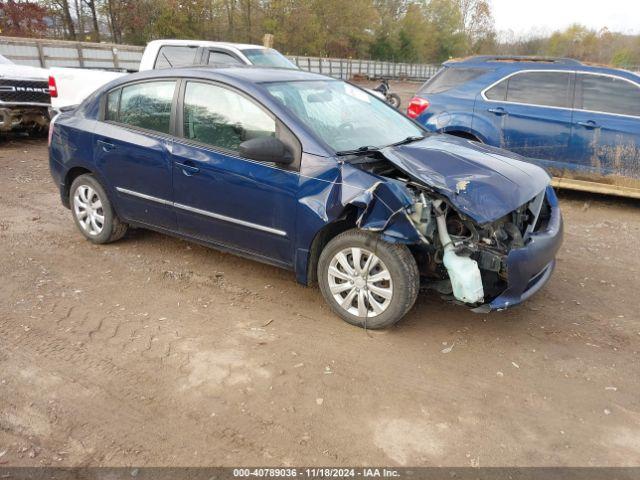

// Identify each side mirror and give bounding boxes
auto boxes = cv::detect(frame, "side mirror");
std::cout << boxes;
[239,137,293,164]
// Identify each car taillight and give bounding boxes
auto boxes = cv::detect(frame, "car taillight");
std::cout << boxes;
[48,75,58,98]
[407,97,429,119]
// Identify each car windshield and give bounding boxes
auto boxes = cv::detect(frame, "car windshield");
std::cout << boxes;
[242,49,297,69]
[0,54,12,65]
[264,80,424,153]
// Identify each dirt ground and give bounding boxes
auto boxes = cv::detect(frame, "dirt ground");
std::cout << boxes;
[1,133,640,468]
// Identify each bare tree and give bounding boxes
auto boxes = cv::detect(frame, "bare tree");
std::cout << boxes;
[48,0,77,39]
[82,0,101,42]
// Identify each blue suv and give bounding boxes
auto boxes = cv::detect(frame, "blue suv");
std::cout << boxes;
[407,56,640,198]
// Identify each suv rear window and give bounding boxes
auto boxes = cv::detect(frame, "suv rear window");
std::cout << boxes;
[419,67,487,94]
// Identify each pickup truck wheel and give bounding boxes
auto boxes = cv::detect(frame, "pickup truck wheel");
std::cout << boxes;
[70,174,127,244]
[318,229,419,329]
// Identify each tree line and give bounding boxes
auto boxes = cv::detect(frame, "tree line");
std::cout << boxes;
[1,0,639,67]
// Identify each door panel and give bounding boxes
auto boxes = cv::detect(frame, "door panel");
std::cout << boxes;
[94,80,177,230]
[569,74,640,181]
[171,81,299,265]
[171,142,298,264]
[479,70,574,168]
[94,123,176,230]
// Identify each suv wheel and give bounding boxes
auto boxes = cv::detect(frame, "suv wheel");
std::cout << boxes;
[318,229,419,329]
[70,174,127,244]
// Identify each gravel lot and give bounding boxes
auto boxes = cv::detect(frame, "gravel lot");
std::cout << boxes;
[1,131,640,467]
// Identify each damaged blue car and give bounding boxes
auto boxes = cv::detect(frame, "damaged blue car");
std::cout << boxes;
[49,67,563,329]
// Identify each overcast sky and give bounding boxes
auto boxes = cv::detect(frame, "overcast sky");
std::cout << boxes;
[491,0,640,38]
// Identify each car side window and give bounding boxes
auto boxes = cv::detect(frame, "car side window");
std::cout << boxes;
[113,81,176,134]
[182,81,276,153]
[485,79,507,101]
[486,71,572,108]
[154,46,198,69]
[578,74,640,117]
[106,89,120,121]
[207,51,243,66]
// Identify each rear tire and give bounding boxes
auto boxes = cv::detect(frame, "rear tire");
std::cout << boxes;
[69,174,127,244]
[318,229,419,329]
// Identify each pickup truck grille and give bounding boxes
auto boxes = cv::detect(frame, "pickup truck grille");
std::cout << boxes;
[0,79,50,105]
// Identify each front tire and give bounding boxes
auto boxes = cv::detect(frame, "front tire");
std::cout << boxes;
[318,229,419,329]
[69,174,127,244]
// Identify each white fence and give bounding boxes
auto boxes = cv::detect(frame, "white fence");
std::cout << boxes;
[0,36,437,81]
[0,36,142,71]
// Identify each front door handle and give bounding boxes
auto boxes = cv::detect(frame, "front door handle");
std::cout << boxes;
[97,139,115,152]
[488,107,507,116]
[176,161,200,176]
[577,120,599,129]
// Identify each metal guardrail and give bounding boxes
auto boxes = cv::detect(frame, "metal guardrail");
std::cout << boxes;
[0,36,437,80]
[290,56,438,80]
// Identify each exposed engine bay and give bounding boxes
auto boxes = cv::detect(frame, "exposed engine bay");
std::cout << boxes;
[350,156,551,306]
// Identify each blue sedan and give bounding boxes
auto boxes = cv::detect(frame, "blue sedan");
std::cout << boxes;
[49,67,562,328]
[407,56,640,198]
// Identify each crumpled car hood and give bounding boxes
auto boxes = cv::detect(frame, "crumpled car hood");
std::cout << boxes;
[381,135,551,224]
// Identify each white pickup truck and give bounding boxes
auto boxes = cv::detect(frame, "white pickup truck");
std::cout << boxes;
[49,39,298,110]
[0,53,50,133]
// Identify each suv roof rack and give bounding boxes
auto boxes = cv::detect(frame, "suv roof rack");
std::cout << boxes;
[448,55,583,66]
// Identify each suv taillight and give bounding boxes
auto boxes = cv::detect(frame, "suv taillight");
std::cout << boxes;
[407,97,429,119]
[48,75,58,98]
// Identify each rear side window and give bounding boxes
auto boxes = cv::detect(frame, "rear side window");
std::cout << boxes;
[154,46,198,69]
[485,71,572,108]
[419,67,487,94]
[577,74,640,117]
[105,89,120,121]
[182,82,275,153]
[108,81,176,134]
[207,51,243,66]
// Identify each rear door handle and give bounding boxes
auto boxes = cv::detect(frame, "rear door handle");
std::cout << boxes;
[97,139,115,152]
[577,120,599,129]
[488,107,507,116]
[176,161,200,176]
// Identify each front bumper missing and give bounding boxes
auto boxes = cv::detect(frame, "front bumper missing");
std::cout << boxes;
[473,186,563,312]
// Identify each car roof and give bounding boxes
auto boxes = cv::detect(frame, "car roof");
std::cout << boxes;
[119,65,330,84]
[442,55,640,81]
[146,39,266,51]
[445,55,583,67]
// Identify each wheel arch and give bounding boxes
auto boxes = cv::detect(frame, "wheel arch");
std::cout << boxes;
[62,166,93,208]
[304,206,359,286]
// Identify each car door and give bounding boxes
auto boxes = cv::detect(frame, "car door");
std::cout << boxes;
[170,80,299,266]
[94,79,178,231]
[478,70,574,168]
[570,72,640,179]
